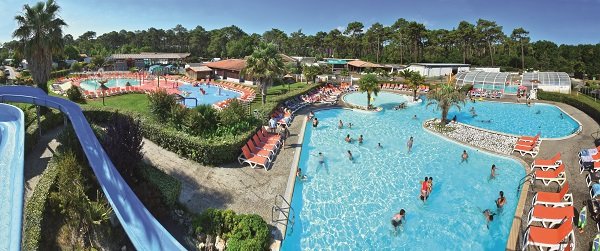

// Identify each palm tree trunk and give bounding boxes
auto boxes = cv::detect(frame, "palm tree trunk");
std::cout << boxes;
[413,89,417,101]
[367,92,371,109]
[260,78,267,105]
[520,41,525,71]
[441,106,449,124]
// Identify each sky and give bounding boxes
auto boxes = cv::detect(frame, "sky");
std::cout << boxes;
[1,0,599,45]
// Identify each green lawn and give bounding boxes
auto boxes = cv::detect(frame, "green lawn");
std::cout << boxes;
[82,94,150,116]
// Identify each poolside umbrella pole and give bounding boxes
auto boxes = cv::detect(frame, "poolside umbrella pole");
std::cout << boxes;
[98,79,109,106]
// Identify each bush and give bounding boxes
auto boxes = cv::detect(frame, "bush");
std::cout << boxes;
[147,88,176,121]
[22,157,59,250]
[192,209,270,251]
[50,69,70,79]
[139,163,181,207]
[185,105,219,135]
[66,85,85,103]
[537,90,600,124]
[169,104,188,130]
[100,112,144,180]
[70,62,83,72]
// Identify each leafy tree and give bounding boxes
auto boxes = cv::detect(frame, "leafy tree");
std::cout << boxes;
[63,45,80,60]
[13,0,67,93]
[148,88,176,121]
[186,104,219,135]
[70,61,82,72]
[101,112,144,180]
[66,85,84,103]
[358,73,380,109]
[303,65,322,83]
[243,43,285,105]
[511,28,529,71]
[399,69,424,101]
[426,83,466,124]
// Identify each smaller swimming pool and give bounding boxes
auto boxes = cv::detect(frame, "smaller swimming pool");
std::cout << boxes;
[473,84,519,95]
[79,78,140,91]
[343,91,413,109]
[178,83,242,108]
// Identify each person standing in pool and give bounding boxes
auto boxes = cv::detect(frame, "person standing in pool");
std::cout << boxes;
[496,191,506,209]
[461,150,469,163]
[347,150,353,161]
[358,135,363,144]
[348,122,352,129]
[312,117,319,128]
[560,113,564,119]
[407,136,414,153]
[490,164,496,180]
[338,120,344,129]
[345,134,353,143]
[377,142,383,149]
[420,177,429,201]
[391,209,406,232]
[317,152,325,165]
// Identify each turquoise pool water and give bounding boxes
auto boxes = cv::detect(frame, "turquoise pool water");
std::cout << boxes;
[178,83,241,108]
[79,78,140,91]
[282,107,526,250]
[473,84,519,94]
[0,104,24,251]
[343,92,579,138]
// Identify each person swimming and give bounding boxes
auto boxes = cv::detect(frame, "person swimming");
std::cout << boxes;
[490,164,496,179]
[427,177,433,195]
[560,113,564,119]
[318,152,325,165]
[407,136,414,153]
[479,119,492,123]
[483,209,496,229]
[348,122,352,129]
[345,134,353,143]
[452,115,457,122]
[347,150,353,161]
[338,120,344,129]
[296,168,307,180]
[377,142,383,149]
[358,135,363,144]
[391,209,406,231]
[308,111,315,120]
[413,115,418,120]
[461,150,469,163]
[312,117,319,127]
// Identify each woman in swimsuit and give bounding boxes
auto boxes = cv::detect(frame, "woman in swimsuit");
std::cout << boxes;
[496,191,506,209]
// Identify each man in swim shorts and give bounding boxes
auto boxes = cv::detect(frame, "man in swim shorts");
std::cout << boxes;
[496,191,506,209]
[391,209,406,231]
[312,117,319,128]
[461,150,468,163]
[407,136,414,153]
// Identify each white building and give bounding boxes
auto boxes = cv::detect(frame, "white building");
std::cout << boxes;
[471,67,500,73]
[406,63,470,77]
[522,72,571,94]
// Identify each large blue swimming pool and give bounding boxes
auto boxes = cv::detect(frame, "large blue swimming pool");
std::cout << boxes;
[343,92,580,139]
[178,83,241,108]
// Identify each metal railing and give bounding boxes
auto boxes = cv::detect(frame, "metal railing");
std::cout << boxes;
[271,194,295,236]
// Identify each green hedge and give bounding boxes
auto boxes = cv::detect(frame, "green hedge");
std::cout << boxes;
[50,69,70,79]
[83,107,253,165]
[22,158,59,250]
[537,90,600,124]
[140,163,181,206]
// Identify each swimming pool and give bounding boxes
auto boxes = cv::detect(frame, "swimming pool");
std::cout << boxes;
[473,84,519,95]
[0,104,25,251]
[178,83,242,108]
[79,78,140,91]
[344,92,580,139]
[282,107,526,250]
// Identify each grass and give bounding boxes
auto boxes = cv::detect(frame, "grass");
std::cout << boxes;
[82,94,151,117]
[249,82,310,110]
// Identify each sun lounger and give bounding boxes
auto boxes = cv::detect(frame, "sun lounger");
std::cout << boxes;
[238,145,270,170]
[527,205,575,228]
[531,153,562,171]
[261,127,282,141]
[533,163,566,186]
[521,220,574,251]
[252,134,279,150]
[580,160,600,174]
[533,182,573,207]
[519,133,541,142]
[514,144,539,157]
[246,140,273,160]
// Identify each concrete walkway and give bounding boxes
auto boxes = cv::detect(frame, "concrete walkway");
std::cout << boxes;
[512,100,598,251]
[142,115,307,222]
[23,127,63,201]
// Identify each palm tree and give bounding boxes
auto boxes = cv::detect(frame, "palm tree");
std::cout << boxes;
[426,83,466,124]
[399,69,424,101]
[243,43,285,105]
[358,74,380,109]
[13,0,67,93]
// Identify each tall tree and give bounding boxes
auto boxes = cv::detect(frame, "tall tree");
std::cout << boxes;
[243,43,285,105]
[476,19,503,66]
[456,21,475,64]
[344,21,365,58]
[13,0,67,93]
[511,27,529,71]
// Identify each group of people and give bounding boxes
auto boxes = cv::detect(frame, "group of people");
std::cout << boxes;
[419,177,434,202]
[483,191,506,228]
[338,120,352,129]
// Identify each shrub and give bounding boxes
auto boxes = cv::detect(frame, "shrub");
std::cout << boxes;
[70,62,83,72]
[50,69,71,79]
[147,88,176,121]
[192,209,270,251]
[100,112,144,180]
[185,105,219,135]
[219,99,248,125]
[169,104,188,130]
[66,85,85,103]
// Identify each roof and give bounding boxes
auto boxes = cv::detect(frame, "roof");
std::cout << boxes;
[347,60,383,68]
[522,72,571,86]
[109,53,190,60]
[204,59,246,72]
[187,66,212,72]
[455,71,510,85]
[279,54,297,63]
[410,63,470,67]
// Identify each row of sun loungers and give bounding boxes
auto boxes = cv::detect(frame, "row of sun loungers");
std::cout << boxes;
[523,153,575,250]
[470,90,503,99]
[379,83,429,92]
[514,133,542,157]
[238,128,283,170]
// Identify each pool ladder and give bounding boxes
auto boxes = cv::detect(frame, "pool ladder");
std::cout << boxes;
[272,194,295,237]
[516,171,536,194]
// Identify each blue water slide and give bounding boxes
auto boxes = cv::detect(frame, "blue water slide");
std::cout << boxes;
[0,86,184,251]
[0,103,24,251]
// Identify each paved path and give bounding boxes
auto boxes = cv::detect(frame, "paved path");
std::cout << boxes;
[23,127,63,200]
[142,114,306,221]
[512,100,598,251]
